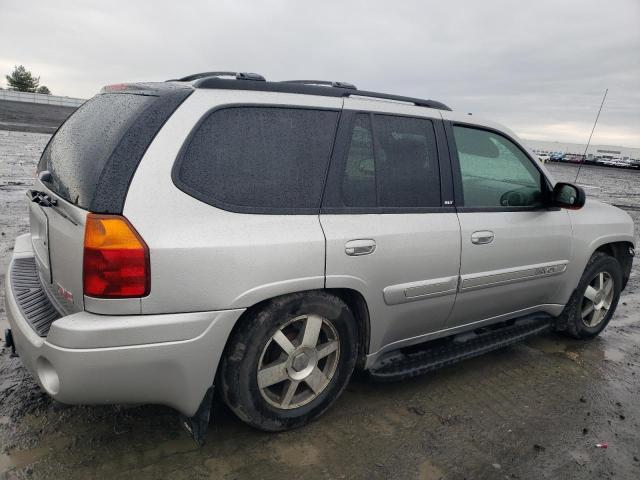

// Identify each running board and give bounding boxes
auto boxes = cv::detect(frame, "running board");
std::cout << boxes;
[369,314,553,382]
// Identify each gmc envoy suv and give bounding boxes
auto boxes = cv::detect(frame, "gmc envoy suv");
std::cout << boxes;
[4,72,635,443]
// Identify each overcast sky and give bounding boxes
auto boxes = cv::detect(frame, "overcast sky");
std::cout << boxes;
[1,0,638,147]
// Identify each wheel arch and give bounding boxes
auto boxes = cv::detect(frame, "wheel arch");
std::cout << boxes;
[593,240,635,289]
[325,288,371,370]
[216,287,372,385]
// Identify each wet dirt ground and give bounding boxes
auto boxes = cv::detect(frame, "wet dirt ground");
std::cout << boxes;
[0,130,638,479]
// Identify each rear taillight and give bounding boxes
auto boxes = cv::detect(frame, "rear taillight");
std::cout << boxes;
[83,214,150,298]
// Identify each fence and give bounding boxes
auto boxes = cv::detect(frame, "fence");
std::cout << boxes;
[0,89,85,107]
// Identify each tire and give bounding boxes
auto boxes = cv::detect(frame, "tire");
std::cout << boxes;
[219,291,359,432]
[558,252,622,339]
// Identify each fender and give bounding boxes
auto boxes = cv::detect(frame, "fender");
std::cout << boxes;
[229,276,325,308]
[561,200,635,305]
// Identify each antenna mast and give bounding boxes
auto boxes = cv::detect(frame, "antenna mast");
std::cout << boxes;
[575,89,608,182]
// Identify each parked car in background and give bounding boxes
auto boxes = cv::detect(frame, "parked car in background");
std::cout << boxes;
[563,154,582,163]
[601,159,632,168]
[537,154,550,163]
[4,72,636,444]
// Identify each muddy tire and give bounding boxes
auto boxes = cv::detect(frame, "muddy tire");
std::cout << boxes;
[558,252,622,339]
[219,291,359,432]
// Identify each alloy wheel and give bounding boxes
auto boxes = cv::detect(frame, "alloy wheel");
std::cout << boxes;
[581,271,614,328]
[257,314,340,409]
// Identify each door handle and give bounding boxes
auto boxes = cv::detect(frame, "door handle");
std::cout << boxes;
[471,230,494,245]
[345,239,376,256]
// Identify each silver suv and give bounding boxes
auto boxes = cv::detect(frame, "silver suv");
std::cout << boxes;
[4,72,635,442]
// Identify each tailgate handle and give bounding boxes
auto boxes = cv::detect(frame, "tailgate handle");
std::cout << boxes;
[345,239,376,256]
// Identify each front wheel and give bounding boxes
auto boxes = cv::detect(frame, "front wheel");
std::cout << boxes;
[219,291,358,431]
[558,252,622,339]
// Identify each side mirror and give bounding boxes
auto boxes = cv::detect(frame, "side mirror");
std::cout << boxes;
[552,182,586,210]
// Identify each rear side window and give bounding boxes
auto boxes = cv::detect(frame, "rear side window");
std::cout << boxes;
[342,114,376,207]
[174,106,339,213]
[374,114,440,208]
[39,94,154,209]
[329,113,441,210]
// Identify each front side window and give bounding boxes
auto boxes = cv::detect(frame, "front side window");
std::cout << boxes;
[453,126,544,208]
[176,106,339,212]
[338,113,441,209]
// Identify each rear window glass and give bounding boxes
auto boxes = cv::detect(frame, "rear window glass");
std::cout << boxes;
[335,113,441,209]
[175,106,339,213]
[38,94,154,208]
[342,114,376,207]
[373,114,440,207]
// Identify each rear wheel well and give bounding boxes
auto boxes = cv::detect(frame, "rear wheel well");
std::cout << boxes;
[326,288,371,370]
[218,288,371,382]
[217,290,360,431]
[594,241,634,289]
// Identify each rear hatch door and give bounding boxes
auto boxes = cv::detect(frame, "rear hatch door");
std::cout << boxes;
[33,89,182,313]
[28,186,87,314]
[29,199,51,283]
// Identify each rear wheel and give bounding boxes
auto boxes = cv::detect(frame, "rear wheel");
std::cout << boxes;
[559,252,622,339]
[219,291,358,431]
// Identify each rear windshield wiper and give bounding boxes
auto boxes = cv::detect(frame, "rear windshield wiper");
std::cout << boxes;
[27,189,58,208]
[27,189,78,225]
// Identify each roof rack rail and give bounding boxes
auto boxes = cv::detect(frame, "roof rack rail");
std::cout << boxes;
[167,71,265,82]
[347,91,450,110]
[193,77,452,111]
[281,80,357,90]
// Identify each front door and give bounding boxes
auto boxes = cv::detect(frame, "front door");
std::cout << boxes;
[320,102,461,355]
[445,123,573,328]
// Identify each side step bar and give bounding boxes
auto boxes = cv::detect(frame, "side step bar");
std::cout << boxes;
[369,314,553,382]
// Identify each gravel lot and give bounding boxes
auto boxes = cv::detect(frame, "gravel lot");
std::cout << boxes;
[0,130,639,479]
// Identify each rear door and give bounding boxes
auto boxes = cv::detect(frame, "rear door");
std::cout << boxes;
[320,99,461,356]
[444,122,573,328]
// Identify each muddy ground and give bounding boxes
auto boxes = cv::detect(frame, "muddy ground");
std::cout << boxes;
[0,129,638,479]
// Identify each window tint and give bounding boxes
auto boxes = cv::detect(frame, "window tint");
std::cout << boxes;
[342,114,376,207]
[373,115,440,208]
[338,114,440,209]
[453,126,544,208]
[176,107,339,212]
[39,93,154,209]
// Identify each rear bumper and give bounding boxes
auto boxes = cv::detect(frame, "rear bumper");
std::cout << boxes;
[5,234,245,416]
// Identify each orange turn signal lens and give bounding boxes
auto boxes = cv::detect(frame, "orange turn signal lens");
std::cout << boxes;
[83,214,150,298]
